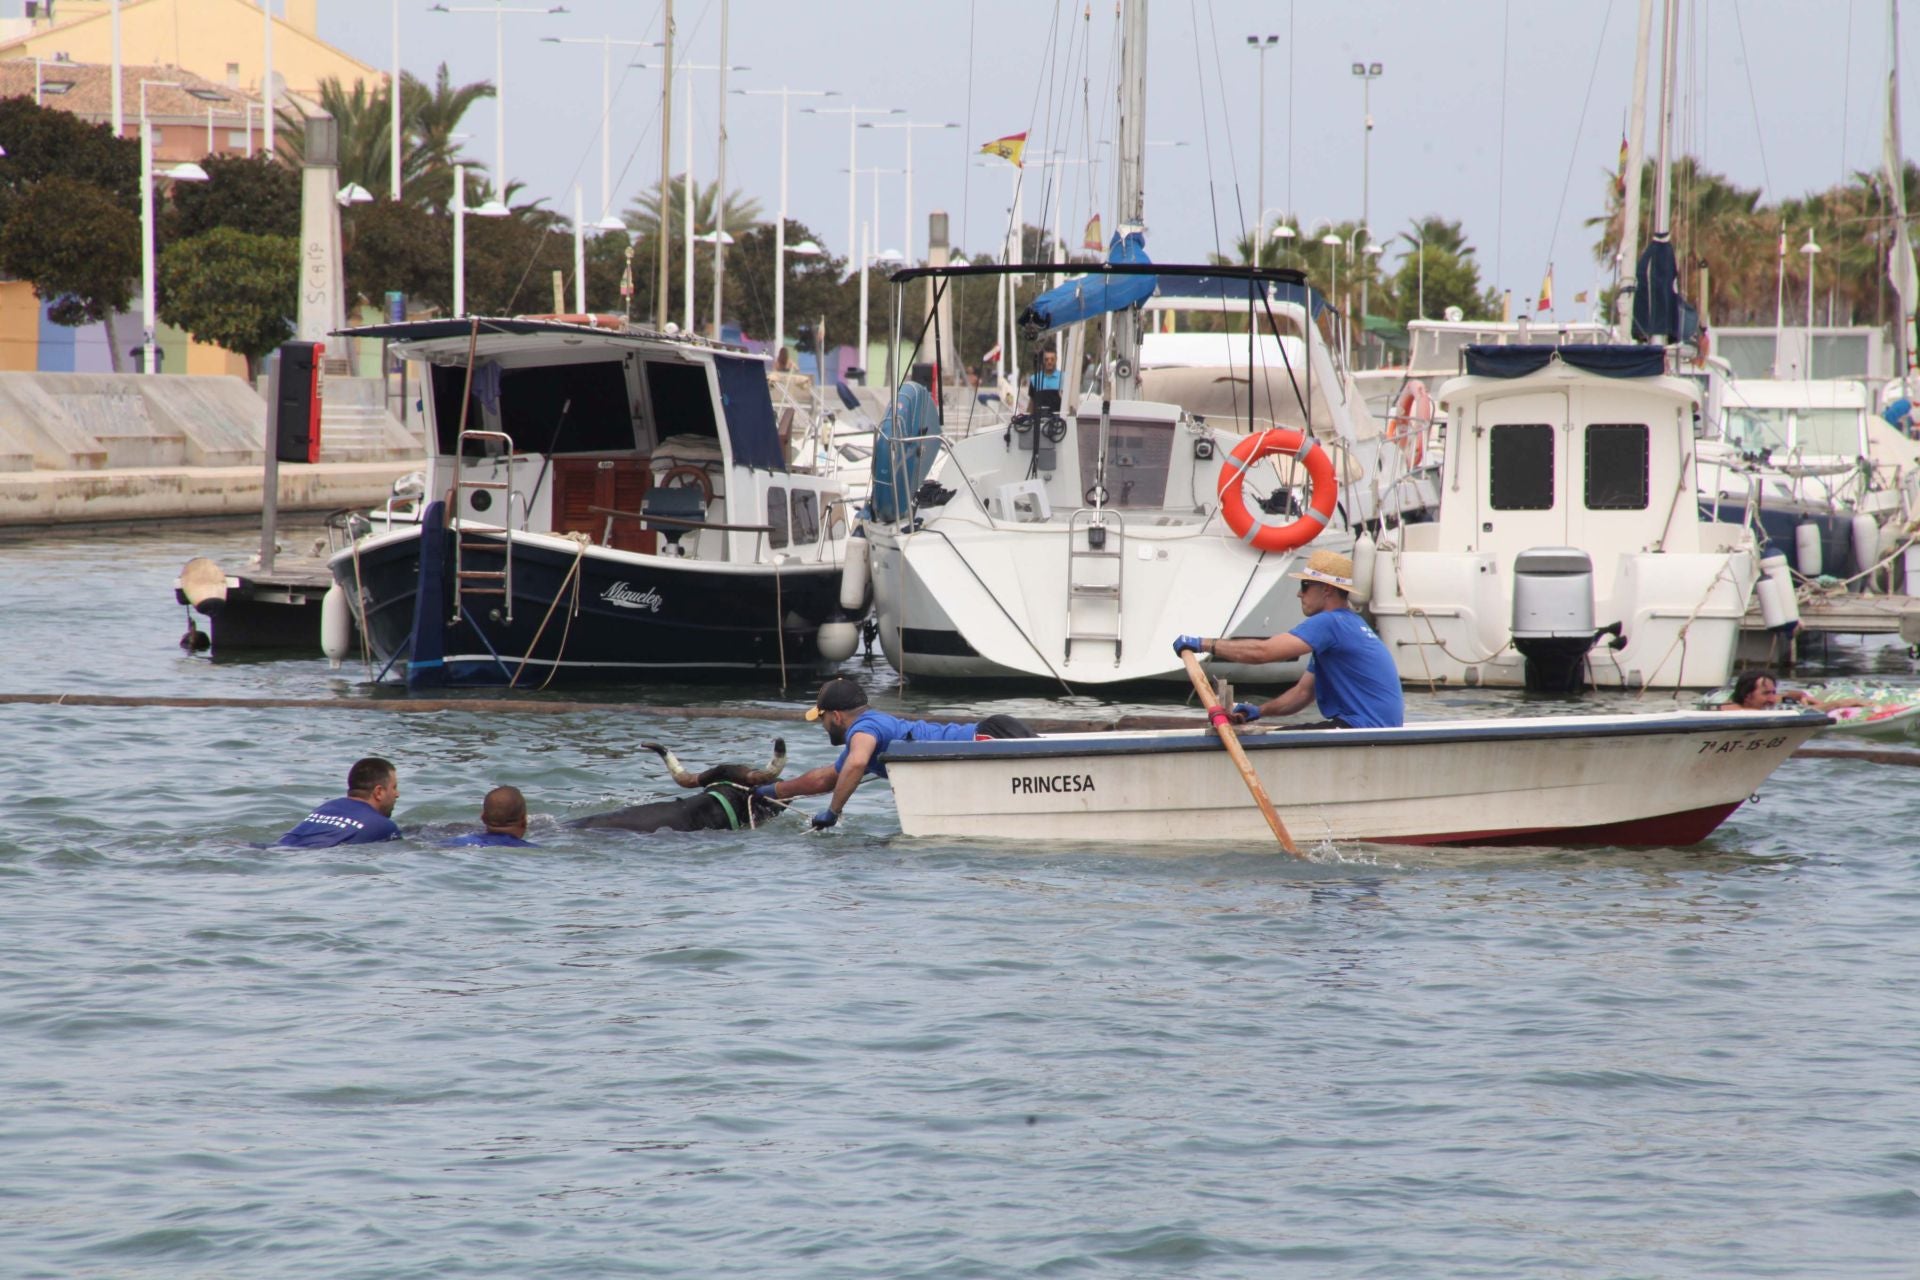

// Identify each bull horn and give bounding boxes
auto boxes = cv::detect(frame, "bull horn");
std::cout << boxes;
[741,737,788,787]
[641,741,704,788]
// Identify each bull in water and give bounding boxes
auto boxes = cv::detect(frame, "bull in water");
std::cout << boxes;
[571,738,788,833]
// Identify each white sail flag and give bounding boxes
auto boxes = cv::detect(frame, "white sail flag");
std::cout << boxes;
[1887,0,1918,370]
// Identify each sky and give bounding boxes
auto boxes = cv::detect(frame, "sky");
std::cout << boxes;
[315,0,1918,306]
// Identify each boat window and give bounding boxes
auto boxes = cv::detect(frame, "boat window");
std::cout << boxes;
[1809,333,1871,377]
[766,485,790,549]
[1077,419,1174,508]
[1584,423,1649,510]
[431,360,635,456]
[1488,423,1555,510]
[791,491,820,545]
[1794,408,1861,456]
[1723,406,1789,453]
[645,361,721,444]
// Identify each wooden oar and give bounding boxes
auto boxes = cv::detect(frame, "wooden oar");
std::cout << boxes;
[1181,650,1301,857]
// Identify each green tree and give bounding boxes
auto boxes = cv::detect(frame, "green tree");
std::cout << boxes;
[166,153,299,242]
[157,227,298,378]
[722,219,857,347]
[623,175,763,244]
[1391,216,1498,322]
[343,198,452,312]
[0,175,140,333]
[273,63,493,210]
[0,95,139,217]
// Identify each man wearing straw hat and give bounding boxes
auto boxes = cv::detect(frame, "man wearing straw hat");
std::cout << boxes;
[1173,549,1404,730]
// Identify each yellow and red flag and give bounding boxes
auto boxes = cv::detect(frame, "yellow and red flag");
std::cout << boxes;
[979,131,1028,168]
[1538,265,1554,312]
[1082,214,1103,251]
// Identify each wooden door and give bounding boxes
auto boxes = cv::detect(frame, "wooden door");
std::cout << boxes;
[551,456,656,554]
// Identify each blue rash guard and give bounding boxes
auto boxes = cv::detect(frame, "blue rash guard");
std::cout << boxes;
[835,710,980,779]
[275,796,402,848]
[443,831,537,847]
[1290,609,1405,728]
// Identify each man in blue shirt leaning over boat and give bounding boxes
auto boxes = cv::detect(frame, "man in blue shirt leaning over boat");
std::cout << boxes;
[276,756,404,847]
[1174,549,1404,730]
[755,677,1035,829]
[444,785,537,847]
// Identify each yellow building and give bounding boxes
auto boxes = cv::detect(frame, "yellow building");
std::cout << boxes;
[0,0,383,112]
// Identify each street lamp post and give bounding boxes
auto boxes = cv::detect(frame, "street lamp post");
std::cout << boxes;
[1351,61,1382,322]
[1247,34,1277,264]
[1802,229,1821,378]
[736,86,838,352]
[1320,229,1343,314]
[139,80,208,376]
[860,119,960,267]
[1269,222,1297,270]
[804,103,904,266]
[431,0,568,206]
[452,161,510,317]
[545,35,662,229]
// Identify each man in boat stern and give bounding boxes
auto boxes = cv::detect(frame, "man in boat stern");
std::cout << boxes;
[276,757,404,847]
[444,785,537,847]
[757,677,1035,830]
[1174,549,1405,730]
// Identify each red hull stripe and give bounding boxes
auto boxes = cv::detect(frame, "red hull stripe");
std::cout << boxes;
[1379,800,1746,849]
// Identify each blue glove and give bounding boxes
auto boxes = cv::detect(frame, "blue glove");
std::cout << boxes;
[810,808,840,830]
[751,783,780,801]
[1173,634,1206,656]
[1231,702,1261,723]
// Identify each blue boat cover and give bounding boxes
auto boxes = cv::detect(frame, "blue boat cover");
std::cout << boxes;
[869,381,942,524]
[1019,231,1157,334]
[1463,344,1668,380]
[713,354,788,471]
[1152,273,1334,320]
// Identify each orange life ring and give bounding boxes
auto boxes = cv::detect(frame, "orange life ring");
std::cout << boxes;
[1217,428,1339,553]
[1388,381,1430,466]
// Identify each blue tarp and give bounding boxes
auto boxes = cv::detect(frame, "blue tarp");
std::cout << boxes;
[713,354,788,472]
[870,381,942,524]
[1018,231,1157,335]
[1463,344,1668,379]
[1631,236,1699,344]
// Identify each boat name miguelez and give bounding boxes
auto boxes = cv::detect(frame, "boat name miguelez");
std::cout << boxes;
[601,583,665,613]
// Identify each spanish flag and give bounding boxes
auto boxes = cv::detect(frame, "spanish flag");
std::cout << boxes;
[1082,214,1103,251]
[979,131,1028,168]
[1538,264,1554,312]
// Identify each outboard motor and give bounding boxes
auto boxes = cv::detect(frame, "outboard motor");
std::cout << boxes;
[1511,547,1596,694]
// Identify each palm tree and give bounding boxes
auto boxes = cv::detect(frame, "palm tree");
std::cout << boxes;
[272,63,493,212]
[622,176,763,242]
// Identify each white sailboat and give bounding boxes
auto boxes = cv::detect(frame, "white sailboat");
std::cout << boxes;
[855,0,1414,687]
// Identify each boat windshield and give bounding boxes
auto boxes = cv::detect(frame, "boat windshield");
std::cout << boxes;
[1793,408,1862,456]
[1723,406,1790,453]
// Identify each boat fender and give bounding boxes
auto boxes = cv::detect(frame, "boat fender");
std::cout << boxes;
[816,618,859,663]
[1350,531,1377,605]
[178,556,228,617]
[1760,553,1802,628]
[1756,575,1792,630]
[1217,428,1340,554]
[1794,522,1823,577]
[838,525,871,613]
[321,582,354,667]
[1851,513,1881,580]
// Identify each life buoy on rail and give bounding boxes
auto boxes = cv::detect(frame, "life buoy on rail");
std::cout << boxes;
[1387,381,1431,466]
[1216,427,1340,554]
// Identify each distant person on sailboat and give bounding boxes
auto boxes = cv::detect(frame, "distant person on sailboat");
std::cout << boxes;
[1884,396,1916,439]
[1026,348,1063,414]
[1174,550,1405,730]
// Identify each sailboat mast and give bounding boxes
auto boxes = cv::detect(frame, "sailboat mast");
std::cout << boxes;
[1614,0,1655,341]
[655,0,674,331]
[1111,0,1147,399]
[1647,0,1679,344]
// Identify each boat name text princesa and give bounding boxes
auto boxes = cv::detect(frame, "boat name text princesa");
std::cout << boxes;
[601,583,665,613]
[1011,774,1096,795]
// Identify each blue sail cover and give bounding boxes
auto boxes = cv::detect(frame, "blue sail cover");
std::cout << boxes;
[1019,231,1157,334]
[869,381,943,524]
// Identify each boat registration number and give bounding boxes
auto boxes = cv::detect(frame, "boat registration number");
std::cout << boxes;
[1696,735,1789,755]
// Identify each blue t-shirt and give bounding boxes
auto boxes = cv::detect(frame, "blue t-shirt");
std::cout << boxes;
[1291,608,1405,728]
[276,796,402,848]
[836,710,979,779]
[1885,398,1914,428]
[443,831,537,847]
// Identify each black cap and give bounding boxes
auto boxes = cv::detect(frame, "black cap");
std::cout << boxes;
[806,677,867,721]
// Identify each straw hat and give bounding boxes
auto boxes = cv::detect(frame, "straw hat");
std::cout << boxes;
[1285,549,1355,592]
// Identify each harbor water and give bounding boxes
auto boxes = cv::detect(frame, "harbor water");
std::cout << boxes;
[5,524,1920,1278]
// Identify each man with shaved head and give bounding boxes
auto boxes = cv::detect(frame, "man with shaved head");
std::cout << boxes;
[445,786,537,847]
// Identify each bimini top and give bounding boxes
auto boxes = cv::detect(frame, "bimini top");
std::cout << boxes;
[1463,343,1668,380]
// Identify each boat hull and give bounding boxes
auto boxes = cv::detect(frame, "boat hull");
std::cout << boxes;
[882,710,1825,847]
[332,523,844,687]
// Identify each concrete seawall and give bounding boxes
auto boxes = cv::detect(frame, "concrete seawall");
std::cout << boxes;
[0,461,417,526]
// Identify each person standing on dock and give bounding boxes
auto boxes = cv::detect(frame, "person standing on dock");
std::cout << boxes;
[758,677,1035,830]
[276,757,404,847]
[444,786,536,847]
[1174,550,1405,730]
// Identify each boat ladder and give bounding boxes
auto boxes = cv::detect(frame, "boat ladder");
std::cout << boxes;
[1065,507,1124,663]
[450,429,518,625]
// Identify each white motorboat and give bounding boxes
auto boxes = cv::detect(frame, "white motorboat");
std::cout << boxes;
[1365,344,1762,690]
[882,707,1826,847]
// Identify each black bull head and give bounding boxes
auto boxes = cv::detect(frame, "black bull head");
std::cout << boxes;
[569,739,788,833]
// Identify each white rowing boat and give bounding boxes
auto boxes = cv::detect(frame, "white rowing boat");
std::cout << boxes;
[882,709,1827,848]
